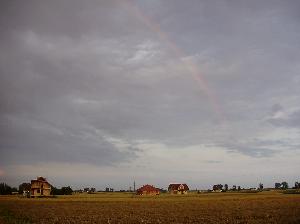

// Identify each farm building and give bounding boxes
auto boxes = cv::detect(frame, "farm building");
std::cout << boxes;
[136,184,160,195]
[30,176,51,197]
[168,183,189,194]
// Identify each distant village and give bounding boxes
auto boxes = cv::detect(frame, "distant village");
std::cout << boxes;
[1,176,300,197]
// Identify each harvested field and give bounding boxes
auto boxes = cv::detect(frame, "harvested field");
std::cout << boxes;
[1,191,300,223]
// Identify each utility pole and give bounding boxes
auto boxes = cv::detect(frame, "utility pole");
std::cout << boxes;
[134,180,136,192]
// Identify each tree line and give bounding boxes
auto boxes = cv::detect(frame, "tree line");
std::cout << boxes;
[0,183,17,195]
[212,183,263,192]
[1,181,300,195]
[212,181,300,192]
[0,182,73,195]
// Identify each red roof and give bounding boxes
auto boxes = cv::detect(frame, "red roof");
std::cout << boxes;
[168,183,189,191]
[136,184,159,194]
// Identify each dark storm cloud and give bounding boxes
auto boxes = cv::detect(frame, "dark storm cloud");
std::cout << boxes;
[1,0,300,185]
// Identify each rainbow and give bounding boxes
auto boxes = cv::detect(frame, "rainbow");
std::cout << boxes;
[123,1,224,122]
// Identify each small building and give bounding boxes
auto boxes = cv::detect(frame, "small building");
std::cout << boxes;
[168,183,189,194]
[30,176,51,197]
[136,184,160,195]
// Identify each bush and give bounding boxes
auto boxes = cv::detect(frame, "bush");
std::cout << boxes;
[51,186,73,195]
[19,183,31,194]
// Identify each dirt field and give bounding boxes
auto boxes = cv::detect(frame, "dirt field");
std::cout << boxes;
[1,191,300,223]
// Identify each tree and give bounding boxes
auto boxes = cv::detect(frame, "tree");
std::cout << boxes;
[19,183,31,194]
[0,183,12,195]
[275,183,281,189]
[237,186,241,191]
[232,185,237,191]
[224,184,228,192]
[258,183,263,190]
[51,187,61,195]
[294,182,300,189]
[51,186,73,195]
[61,186,73,195]
[212,184,223,191]
[281,182,288,190]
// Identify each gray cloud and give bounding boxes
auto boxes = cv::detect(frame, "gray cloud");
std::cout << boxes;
[220,141,277,158]
[268,109,300,128]
[0,114,139,166]
[1,0,300,188]
[219,136,300,158]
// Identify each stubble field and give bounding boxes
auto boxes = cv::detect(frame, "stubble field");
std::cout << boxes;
[1,191,300,224]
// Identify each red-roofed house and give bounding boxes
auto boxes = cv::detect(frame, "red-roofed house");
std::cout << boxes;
[168,183,189,194]
[30,176,51,197]
[136,184,160,195]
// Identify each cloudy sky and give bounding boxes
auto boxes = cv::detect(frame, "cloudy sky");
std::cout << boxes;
[1,0,300,190]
